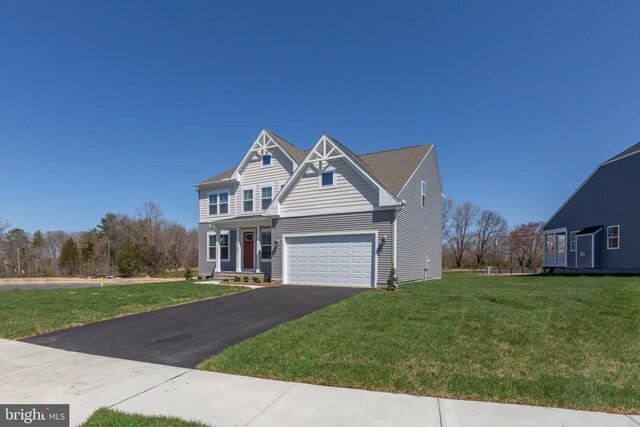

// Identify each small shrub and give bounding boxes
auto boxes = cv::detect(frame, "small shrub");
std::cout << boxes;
[252,277,262,283]
[234,276,241,282]
[386,266,399,291]
[243,276,249,283]
[184,267,193,281]
[223,279,229,283]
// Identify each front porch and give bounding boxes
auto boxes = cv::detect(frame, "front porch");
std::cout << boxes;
[542,228,567,268]
[207,215,273,278]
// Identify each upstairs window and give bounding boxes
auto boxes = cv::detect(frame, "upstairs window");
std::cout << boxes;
[208,191,228,215]
[243,189,254,212]
[607,225,620,249]
[421,181,427,207]
[262,154,272,167]
[261,186,272,209]
[320,168,336,188]
[208,194,217,215]
[219,192,228,214]
[570,231,577,252]
[261,229,272,260]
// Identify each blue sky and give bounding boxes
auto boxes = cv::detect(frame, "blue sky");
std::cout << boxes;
[1,1,639,232]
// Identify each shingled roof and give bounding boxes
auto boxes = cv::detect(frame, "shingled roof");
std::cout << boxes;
[359,144,433,196]
[196,132,434,197]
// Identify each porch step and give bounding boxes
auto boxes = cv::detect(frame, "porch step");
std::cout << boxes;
[213,271,270,283]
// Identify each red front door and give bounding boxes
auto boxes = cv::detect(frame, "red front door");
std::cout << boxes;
[243,232,254,269]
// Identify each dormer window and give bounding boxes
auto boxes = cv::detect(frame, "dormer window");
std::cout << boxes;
[319,168,336,188]
[262,154,272,167]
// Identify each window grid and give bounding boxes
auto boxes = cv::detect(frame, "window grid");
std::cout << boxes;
[607,226,620,250]
[261,230,272,260]
[243,189,254,212]
[261,187,272,209]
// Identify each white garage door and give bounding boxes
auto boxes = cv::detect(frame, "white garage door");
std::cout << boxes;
[285,234,375,287]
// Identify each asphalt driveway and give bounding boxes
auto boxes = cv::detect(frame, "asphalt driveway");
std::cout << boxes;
[22,285,365,368]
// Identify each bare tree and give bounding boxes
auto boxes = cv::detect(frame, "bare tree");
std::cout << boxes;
[474,210,508,266]
[509,222,544,271]
[446,201,480,268]
[442,197,454,238]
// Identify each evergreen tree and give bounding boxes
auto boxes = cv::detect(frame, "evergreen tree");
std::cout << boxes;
[59,238,79,276]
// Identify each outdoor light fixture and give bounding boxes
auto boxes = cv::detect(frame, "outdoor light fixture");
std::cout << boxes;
[381,235,387,243]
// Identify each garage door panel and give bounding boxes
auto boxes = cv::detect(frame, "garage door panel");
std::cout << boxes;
[285,234,375,288]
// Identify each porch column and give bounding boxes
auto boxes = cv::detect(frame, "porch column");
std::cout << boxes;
[235,226,242,273]
[214,228,221,273]
[255,225,261,273]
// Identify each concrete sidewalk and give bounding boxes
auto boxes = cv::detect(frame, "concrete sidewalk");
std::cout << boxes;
[1,340,638,427]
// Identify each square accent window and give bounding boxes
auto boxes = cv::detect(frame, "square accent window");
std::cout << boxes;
[607,225,620,250]
[261,187,272,209]
[261,230,272,260]
[570,231,577,252]
[421,181,427,208]
[243,189,253,212]
[262,154,271,166]
[321,170,335,187]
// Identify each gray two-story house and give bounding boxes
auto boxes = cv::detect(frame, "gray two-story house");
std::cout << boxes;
[542,141,640,273]
[194,129,443,287]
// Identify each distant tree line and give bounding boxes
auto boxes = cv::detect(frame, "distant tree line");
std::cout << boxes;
[442,198,544,270]
[0,202,197,278]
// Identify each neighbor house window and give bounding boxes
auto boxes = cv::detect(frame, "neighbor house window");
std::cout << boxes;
[243,189,253,212]
[207,231,229,261]
[570,231,577,252]
[262,154,271,167]
[607,225,620,249]
[208,191,228,215]
[320,169,336,188]
[261,229,272,260]
[261,186,272,209]
[421,181,427,207]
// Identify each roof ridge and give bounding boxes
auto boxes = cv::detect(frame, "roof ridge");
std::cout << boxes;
[359,144,431,156]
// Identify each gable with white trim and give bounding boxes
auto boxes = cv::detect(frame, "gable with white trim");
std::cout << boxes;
[267,135,398,217]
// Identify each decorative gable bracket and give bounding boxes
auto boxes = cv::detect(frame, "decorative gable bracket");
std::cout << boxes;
[231,130,298,180]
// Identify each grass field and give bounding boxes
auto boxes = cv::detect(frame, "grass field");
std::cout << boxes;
[81,408,206,427]
[199,274,640,413]
[0,281,246,339]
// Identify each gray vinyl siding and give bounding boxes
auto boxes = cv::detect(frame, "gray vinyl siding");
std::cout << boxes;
[281,158,378,215]
[271,210,394,285]
[235,149,293,216]
[544,152,640,271]
[396,149,443,282]
[198,185,237,223]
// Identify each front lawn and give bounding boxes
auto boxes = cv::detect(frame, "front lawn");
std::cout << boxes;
[0,281,246,339]
[199,274,640,413]
[81,408,206,427]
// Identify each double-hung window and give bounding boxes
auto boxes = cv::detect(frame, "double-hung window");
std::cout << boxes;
[607,225,620,249]
[261,187,272,209]
[570,231,577,252]
[261,229,272,260]
[421,181,427,208]
[208,191,228,215]
[207,231,230,261]
[243,189,254,212]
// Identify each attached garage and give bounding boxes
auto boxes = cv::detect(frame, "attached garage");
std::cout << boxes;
[283,233,377,287]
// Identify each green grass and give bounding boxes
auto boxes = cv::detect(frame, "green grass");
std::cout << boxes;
[81,408,207,427]
[0,281,246,339]
[199,274,640,413]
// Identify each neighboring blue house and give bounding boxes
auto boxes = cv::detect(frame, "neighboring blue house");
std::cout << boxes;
[542,142,640,273]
